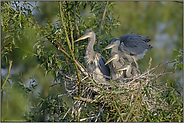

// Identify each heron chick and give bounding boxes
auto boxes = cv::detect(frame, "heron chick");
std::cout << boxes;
[116,63,141,78]
[103,38,125,80]
[104,34,152,69]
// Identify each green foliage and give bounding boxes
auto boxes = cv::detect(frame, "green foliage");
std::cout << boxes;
[173,49,183,70]
[1,1,183,122]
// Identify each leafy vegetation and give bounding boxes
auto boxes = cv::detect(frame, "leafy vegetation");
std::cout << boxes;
[1,1,183,122]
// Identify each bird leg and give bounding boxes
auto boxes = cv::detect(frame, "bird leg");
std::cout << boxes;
[132,56,139,69]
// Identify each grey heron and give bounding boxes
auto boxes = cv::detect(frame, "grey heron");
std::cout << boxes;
[103,34,152,69]
[117,63,141,78]
[103,38,125,80]
[75,29,111,85]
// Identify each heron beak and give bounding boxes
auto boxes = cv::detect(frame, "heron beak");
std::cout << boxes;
[102,43,115,51]
[105,56,116,65]
[74,34,89,42]
[116,65,129,72]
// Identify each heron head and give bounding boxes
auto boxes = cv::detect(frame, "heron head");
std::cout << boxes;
[105,53,119,65]
[75,29,94,42]
[103,38,120,51]
[116,64,131,72]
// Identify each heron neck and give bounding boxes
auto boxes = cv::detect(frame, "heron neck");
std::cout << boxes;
[111,46,119,54]
[86,33,95,54]
[126,65,132,77]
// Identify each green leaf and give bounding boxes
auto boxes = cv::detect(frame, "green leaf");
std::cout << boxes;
[57,62,62,69]
[55,70,58,78]
[49,56,52,64]
[180,63,183,70]
[22,54,28,60]
[5,56,8,63]
[177,114,181,122]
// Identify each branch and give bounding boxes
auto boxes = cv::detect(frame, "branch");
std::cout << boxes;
[112,97,124,122]
[59,2,72,50]
[73,96,99,103]
[74,3,80,39]
[9,1,88,80]
[59,1,81,97]
[95,101,106,122]
[56,69,76,82]
[1,60,13,93]
[146,57,152,71]
[122,60,173,84]
[124,80,143,122]
[96,1,108,52]
[66,1,74,51]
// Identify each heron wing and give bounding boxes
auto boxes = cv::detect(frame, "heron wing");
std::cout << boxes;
[96,53,110,77]
[119,34,152,55]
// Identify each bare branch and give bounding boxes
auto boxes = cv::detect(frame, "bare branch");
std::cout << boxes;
[96,1,109,52]
[73,96,99,103]
[95,101,106,122]
[74,3,80,39]
[1,60,13,93]
[112,98,124,122]
[66,1,74,51]
[124,80,143,122]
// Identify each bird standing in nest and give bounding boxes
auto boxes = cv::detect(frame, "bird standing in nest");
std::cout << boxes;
[104,34,152,69]
[103,38,125,80]
[75,29,111,85]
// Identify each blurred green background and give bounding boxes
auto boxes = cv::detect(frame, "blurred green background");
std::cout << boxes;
[1,1,183,122]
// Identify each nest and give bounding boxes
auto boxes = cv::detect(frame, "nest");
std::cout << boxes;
[57,58,174,121]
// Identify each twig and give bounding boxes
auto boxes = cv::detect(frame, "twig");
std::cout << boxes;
[73,97,99,103]
[59,2,72,50]
[112,97,124,122]
[77,107,80,122]
[95,101,106,122]
[63,91,85,120]
[62,107,72,120]
[80,116,96,121]
[96,1,108,52]
[147,57,152,71]
[64,53,71,74]
[71,88,90,120]
[124,60,173,84]
[124,80,143,122]
[66,1,74,51]
[56,69,76,81]
[151,60,164,73]
[74,2,80,39]
[59,1,81,97]
[33,5,88,78]
[1,60,13,93]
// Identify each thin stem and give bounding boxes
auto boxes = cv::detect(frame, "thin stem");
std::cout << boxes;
[7,1,86,78]
[77,107,79,122]
[44,27,88,76]
[6,89,9,114]
[73,96,98,103]
[96,1,108,52]
[1,60,13,93]
[74,3,80,39]
[66,1,74,51]
[59,2,72,51]
[124,80,143,122]
[60,43,71,74]
[112,97,124,122]
[95,101,106,122]
[59,1,81,97]
[147,57,152,71]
